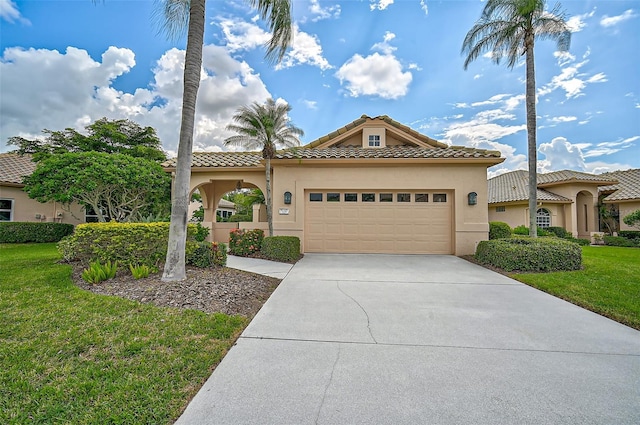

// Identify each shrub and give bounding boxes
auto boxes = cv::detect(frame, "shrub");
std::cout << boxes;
[603,236,638,248]
[0,222,74,243]
[186,241,227,268]
[565,237,591,246]
[228,229,264,256]
[227,214,252,223]
[58,222,199,266]
[129,263,153,279]
[546,226,570,238]
[512,225,551,236]
[619,231,640,241]
[489,222,511,240]
[193,222,210,242]
[622,209,640,230]
[261,236,301,262]
[82,260,117,284]
[475,237,582,272]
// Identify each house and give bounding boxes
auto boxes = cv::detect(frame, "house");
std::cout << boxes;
[599,169,640,231]
[0,152,84,225]
[163,115,504,255]
[188,196,236,221]
[487,169,618,238]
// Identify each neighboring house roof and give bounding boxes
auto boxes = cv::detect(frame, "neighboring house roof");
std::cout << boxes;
[599,169,640,202]
[537,170,616,187]
[217,198,236,209]
[488,170,571,204]
[0,152,35,186]
[163,115,503,169]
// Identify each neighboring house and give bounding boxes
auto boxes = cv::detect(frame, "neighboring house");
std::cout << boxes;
[163,115,504,255]
[599,169,640,231]
[0,152,85,224]
[188,197,236,221]
[488,170,618,238]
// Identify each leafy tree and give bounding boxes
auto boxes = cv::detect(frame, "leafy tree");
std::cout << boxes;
[158,0,294,281]
[224,99,303,236]
[23,152,171,223]
[462,0,571,237]
[8,118,166,162]
[623,210,640,230]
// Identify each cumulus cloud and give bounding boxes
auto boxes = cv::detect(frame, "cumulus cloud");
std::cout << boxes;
[218,17,271,52]
[0,0,29,24]
[371,31,397,55]
[566,9,595,32]
[276,25,332,71]
[370,0,394,11]
[0,45,273,154]
[538,137,587,171]
[335,52,412,99]
[600,9,638,28]
[305,0,341,22]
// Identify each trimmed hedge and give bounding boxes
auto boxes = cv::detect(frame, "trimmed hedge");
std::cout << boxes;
[187,241,227,267]
[604,236,638,248]
[228,229,264,256]
[261,236,301,262]
[58,222,199,266]
[0,222,74,243]
[619,231,640,241]
[475,237,582,272]
[513,225,551,236]
[489,221,511,240]
[546,226,571,238]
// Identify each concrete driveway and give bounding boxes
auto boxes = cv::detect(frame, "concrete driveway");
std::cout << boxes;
[176,254,640,425]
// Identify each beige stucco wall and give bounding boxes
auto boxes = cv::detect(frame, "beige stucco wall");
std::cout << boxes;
[0,185,84,225]
[618,201,640,231]
[488,202,568,231]
[270,162,491,255]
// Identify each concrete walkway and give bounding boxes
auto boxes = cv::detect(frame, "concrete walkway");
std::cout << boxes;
[226,254,293,279]
[177,254,640,425]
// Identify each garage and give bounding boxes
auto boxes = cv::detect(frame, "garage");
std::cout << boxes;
[305,190,453,254]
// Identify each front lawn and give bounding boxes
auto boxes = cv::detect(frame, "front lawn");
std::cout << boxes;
[513,246,640,330]
[0,243,246,424]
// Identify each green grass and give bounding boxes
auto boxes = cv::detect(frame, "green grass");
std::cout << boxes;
[513,246,640,330]
[0,243,247,424]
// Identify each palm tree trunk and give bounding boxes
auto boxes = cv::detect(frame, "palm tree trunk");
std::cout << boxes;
[265,156,273,237]
[162,0,205,281]
[525,31,538,238]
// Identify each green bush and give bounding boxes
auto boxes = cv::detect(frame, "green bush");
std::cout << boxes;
[261,236,301,262]
[619,231,640,241]
[58,222,199,266]
[0,222,74,243]
[475,237,582,272]
[227,214,252,223]
[546,226,570,238]
[489,222,511,240]
[82,260,118,284]
[228,229,264,256]
[603,236,638,248]
[512,225,551,236]
[565,237,591,246]
[186,241,227,267]
[193,222,210,242]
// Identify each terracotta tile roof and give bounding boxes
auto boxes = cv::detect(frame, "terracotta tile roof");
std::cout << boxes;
[163,152,263,168]
[538,169,616,186]
[599,169,640,201]
[275,145,502,160]
[0,152,36,185]
[304,114,449,149]
[488,170,571,204]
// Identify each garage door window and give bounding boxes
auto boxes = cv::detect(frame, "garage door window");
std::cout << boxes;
[379,193,393,202]
[309,193,323,202]
[397,193,411,202]
[344,193,357,202]
[433,193,447,203]
[415,194,429,202]
[362,193,375,202]
[327,193,340,202]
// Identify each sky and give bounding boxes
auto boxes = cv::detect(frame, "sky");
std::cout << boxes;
[1,0,639,176]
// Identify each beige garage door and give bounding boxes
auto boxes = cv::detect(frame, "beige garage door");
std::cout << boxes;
[305,190,453,254]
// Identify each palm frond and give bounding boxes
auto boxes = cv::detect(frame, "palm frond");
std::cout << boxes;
[152,0,190,41]
[249,0,293,64]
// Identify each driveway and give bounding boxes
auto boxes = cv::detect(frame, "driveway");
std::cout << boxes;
[176,254,640,425]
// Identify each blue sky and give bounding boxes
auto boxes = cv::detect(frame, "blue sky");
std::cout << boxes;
[1,0,638,176]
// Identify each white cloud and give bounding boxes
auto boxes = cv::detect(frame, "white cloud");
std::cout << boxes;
[335,52,412,99]
[218,17,271,52]
[0,0,29,24]
[370,0,394,11]
[537,53,607,99]
[600,9,638,28]
[566,9,595,32]
[302,99,318,110]
[276,25,332,71]
[473,74,482,80]
[538,137,587,172]
[548,116,577,124]
[306,0,341,22]
[371,31,397,54]
[0,45,274,154]
[420,0,428,16]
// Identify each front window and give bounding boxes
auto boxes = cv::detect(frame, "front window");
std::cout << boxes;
[536,208,551,228]
[0,199,13,221]
[85,206,100,222]
[368,135,381,147]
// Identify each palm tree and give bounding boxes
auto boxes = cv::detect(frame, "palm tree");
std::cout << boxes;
[158,0,294,282]
[462,0,570,238]
[224,98,304,237]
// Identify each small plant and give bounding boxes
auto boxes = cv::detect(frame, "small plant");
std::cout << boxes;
[228,228,264,256]
[489,221,511,239]
[82,260,117,284]
[193,222,210,242]
[186,241,228,268]
[129,263,152,279]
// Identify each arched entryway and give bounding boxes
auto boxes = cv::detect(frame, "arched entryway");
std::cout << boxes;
[576,191,594,239]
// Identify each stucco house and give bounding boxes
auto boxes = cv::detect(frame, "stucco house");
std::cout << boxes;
[0,152,84,225]
[163,115,504,255]
[599,169,640,231]
[487,169,619,238]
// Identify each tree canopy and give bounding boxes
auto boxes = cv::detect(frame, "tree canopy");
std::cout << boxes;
[23,152,171,222]
[8,117,166,162]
